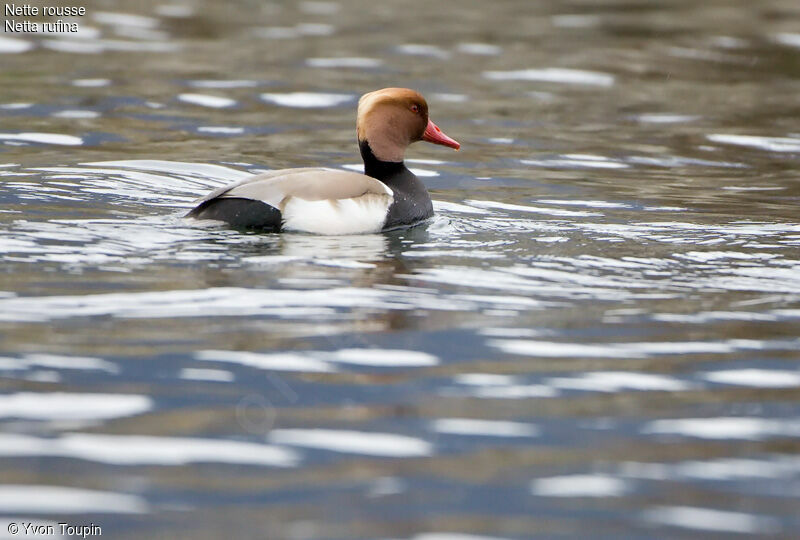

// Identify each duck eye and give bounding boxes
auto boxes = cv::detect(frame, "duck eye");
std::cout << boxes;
[410,104,420,113]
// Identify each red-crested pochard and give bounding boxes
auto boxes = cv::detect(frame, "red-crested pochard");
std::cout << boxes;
[186,88,460,234]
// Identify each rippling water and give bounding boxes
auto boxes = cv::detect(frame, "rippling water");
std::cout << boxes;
[2,0,800,538]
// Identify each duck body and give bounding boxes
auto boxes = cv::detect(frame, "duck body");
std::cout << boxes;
[186,88,459,235]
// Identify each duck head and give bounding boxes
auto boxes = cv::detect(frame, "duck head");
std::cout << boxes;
[357,88,460,163]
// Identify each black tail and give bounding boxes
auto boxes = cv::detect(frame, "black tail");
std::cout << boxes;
[186,197,282,232]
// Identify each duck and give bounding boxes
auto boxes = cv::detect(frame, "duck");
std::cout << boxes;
[186,88,460,234]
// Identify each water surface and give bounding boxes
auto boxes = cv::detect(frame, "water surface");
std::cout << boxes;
[2,0,800,538]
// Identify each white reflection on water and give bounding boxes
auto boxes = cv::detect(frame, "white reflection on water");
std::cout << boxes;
[530,474,630,497]
[0,354,117,373]
[306,57,382,69]
[489,338,800,358]
[0,433,299,467]
[484,68,614,87]
[329,349,438,367]
[703,369,800,388]
[0,287,477,322]
[774,33,800,49]
[0,393,152,421]
[395,44,450,59]
[93,11,159,29]
[403,535,511,540]
[457,42,502,55]
[52,110,100,119]
[708,133,800,152]
[198,348,437,370]
[641,506,780,534]
[260,92,354,108]
[196,350,336,373]
[522,154,628,170]
[642,417,800,440]
[178,93,237,108]
[178,367,235,382]
[467,199,601,217]
[622,455,800,482]
[430,418,538,438]
[189,79,259,88]
[268,429,432,457]
[546,372,691,392]
[255,24,336,39]
[0,36,33,53]
[0,133,83,146]
[0,485,147,514]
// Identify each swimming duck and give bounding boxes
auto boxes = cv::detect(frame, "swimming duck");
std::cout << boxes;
[186,88,460,234]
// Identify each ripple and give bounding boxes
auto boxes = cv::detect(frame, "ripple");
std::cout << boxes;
[71,78,111,87]
[94,11,158,28]
[0,433,299,467]
[188,79,259,89]
[546,371,691,392]
[328,349,438,367]
[407,535,510,540]
[155,4,195,18]
[522,154,628,169]
[642,506,780,534]
[531,474,630,497]
[0,286,481,322]
[0,393,152,421]
[484,68,614,87]
[0,354,118,373]
[0,36,33,54]
[466,199,602,217]
[42,40,105,54]
[490,338,800,359]
[178,367,234,382]
[774,33,800,49]
[0,103,32,110]
[430,419,538,437]
[196,350,335,373]
[255,24,335,39]
[267,429,432,457]
[642,417,800,440]
[702,369,800,388]
[635,113,699,124]
[553,14,602,28]
[52,110,100,119]
[395,44,450,59]
[306,57,382,68]
[707,134,800,152]
[178,93,237,108]
[0,132,83,146]
[197,126,245,135]
[457,43,501,55]
[0,485,147,514]
[299,1,340,15]
[260,92,354,108]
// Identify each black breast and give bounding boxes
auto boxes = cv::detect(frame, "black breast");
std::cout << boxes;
[360,141,434,230]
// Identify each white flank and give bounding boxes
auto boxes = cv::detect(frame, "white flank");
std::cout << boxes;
[282,193,392,235]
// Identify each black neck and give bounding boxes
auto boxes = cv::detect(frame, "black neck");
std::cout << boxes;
[359,140,407,182]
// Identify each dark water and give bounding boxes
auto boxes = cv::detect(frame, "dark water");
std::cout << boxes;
[1,1,800,538]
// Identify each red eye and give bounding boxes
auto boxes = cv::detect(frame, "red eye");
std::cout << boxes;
[410,104,420,113]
